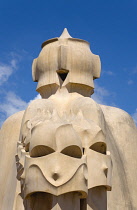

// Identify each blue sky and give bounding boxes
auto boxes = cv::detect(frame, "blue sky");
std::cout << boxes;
[0,0,137,126]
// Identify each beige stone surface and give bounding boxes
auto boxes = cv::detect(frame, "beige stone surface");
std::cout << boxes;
[101,105,137,209]
[0,111,24,210]
[14,93,112,209]
[0,29,137,210]
[32,28,101,98]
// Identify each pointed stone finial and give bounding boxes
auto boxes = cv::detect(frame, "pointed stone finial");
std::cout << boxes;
[59,28,72,39]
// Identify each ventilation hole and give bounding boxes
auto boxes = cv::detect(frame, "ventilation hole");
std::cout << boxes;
[90,142,106,154]
[30,145,55,157]
[61,146,82,158]
[57,72,68,81]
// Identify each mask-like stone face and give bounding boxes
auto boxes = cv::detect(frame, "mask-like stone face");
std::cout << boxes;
[32,29,101,97]
[24,153,87,198]
[16,97,112,204]
[17,120,88,199]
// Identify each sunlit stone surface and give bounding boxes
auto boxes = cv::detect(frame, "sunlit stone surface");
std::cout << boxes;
[0,29,137,210]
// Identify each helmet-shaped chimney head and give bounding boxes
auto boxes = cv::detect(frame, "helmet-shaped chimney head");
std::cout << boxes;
[32,29,101,98]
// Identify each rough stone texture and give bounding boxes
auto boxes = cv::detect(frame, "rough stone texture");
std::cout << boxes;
[0,29,136,210]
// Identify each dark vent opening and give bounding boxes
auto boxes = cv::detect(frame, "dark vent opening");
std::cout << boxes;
[58,72,68,81]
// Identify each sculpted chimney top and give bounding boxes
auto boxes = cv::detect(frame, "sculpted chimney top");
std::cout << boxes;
[33,29,101,98]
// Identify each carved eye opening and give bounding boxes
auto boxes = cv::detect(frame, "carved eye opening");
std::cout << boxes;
[90,142,106,154]
[30,145,55,158]
[61,145,82,158]
[57,70,69,82]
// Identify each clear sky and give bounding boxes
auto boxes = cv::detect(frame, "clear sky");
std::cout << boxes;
[0,0,137,126]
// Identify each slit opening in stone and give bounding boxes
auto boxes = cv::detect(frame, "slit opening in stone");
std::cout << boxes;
[58,72,68,81]
[57,70,69,86]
